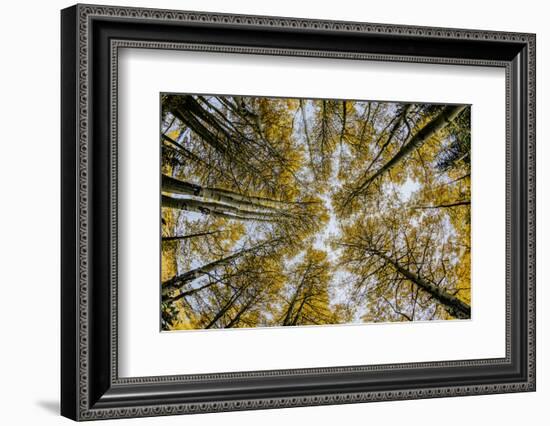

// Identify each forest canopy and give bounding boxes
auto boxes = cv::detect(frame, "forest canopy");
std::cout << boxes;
[160,94,471,330]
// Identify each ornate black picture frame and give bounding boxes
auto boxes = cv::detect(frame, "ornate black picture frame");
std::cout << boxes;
[61,4,536,421]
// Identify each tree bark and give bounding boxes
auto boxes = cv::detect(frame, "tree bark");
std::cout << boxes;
[412,200,471,210]
[281,265,310,326]
[348,105,467,200]
[168,97,230,154]
[161,134,199,162]
[360,104,412,180]
[225,295,258,328]
[300,99,318,179]
[204,285,248,329]
[162,238,282,297]
[372,250,471,319]
[162,230,222,242]
[166,97,267,180]
[162,175,284,213]
[209,186,316,208]
[166,280,218,302]
[161,194,282,222]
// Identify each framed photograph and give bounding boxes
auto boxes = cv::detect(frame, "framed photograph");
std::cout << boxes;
[61,4,536,421]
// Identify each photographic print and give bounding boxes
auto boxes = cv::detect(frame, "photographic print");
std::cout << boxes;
[160,94,471,331]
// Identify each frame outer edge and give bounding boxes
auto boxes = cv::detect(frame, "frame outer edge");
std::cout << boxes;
[65,4,536,421]
[61,4,80,422]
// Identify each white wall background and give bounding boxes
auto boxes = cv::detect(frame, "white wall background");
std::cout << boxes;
[0,0,547,424]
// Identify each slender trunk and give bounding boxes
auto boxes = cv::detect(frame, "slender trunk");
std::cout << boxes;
[170,102,266,178]
[361,105,412,179]
[166,280,218,302]
[348,105,467,201]
[290,294,311,326]
[162,238,281,296]
[170,95,263,160]
[225,295,257,328]
[197,96,239,129]
[162,175,283,213]
[340,101,347,144]
[166,270,241,303]
[187,97,267,160]
[204,286,247,329]
[358,103,372,145]
[412,200,470,210]
[164,95,279,192]
[282,265,310,326]
[175,106,229,154]
[161,135,234,182]
[209,186,317,208]
[450,173,471,183]
[162,230,222,242]
[161,194,281,222]
[372,250,471,319]
[161,134,200,162]
[213,96,290,168]
[196,96,258,146]
[318,100,333,173]
[300,99,318,179]
[167,95,231,152]
[185,96,235,138]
